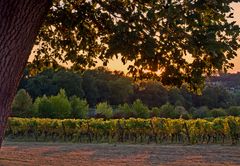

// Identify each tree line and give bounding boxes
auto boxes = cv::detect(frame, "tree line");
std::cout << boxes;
[12,67,240,119]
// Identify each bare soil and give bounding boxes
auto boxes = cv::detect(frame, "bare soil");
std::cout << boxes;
[0,142,240,166]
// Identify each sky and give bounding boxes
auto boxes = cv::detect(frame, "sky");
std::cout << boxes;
[226,3,240,73]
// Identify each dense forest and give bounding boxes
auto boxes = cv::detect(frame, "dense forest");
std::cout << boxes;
[13,67,240,119]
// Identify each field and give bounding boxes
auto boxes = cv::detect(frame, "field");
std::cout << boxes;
[0,142,240,166]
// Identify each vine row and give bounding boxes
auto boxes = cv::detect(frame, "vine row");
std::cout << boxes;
[5,117,240,144]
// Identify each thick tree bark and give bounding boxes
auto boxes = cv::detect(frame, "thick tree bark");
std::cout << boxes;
[0,0,51,147]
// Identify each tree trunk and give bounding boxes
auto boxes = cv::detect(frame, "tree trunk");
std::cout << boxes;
[0,0,51,147]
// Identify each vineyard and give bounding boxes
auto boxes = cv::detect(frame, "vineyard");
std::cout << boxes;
[5,117,240,145]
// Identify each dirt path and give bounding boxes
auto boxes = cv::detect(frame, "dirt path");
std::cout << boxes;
[0,142,240,166]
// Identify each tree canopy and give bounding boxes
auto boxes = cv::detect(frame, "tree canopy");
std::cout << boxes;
[31,0,240,91]
[19,67,239,109]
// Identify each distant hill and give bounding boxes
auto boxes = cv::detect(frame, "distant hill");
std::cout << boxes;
[207,73,240,92]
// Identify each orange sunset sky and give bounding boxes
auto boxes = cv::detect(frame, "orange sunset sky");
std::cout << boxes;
[227,3,240,73]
